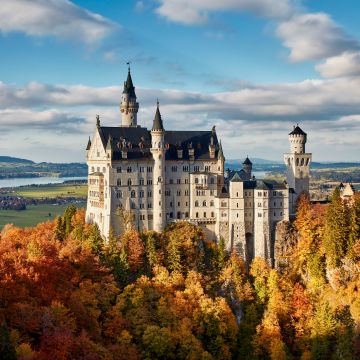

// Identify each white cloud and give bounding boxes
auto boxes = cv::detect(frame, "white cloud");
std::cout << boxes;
[1,77,360,161]
[316,51,360,78]
[155,0,295,25]
[276,13,359,62]
[0,0,116,44]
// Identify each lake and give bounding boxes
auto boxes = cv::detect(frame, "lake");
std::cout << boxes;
[0,176,87,189]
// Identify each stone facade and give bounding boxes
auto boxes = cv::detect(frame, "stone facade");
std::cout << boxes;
[85,69,311,266]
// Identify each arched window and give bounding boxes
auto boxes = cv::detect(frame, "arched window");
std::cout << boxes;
[177,212,181,219]
[203,212,206,218]
[300,158,304,166]
[158,176,162,183]
[140,178,144,186]
[210,200,214,206]
[195,200,199,207]
[296,158,299,166]
[210,177,215,184]
[203,200,207,207]
[185,212,189,218]
[196,212,199,218]
[127,166,132,173]
[131,190,136,198]
[116,191,122,198]
[117,179,121,186]
[211,212,214,217]
[305,158,309,166]
[127,178,132,186]
[195,178,199,184]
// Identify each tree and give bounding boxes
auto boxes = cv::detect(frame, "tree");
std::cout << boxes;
[0,322,17,360]
[324,189,349,268]
[348,193,360,260]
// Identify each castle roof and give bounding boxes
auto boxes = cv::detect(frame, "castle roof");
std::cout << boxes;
[97,126,221,161]
[243,156,252,165]
[289,125,306,136]
[123,68,136,98]
[152,101,164,131]
[86,137,91,150]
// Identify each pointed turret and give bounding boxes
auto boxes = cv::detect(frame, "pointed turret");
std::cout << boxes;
[152,100,164,131]
[243,156,252,180]
[106,135,113,151]
[123,67,136,98]
[218,141,224,160]
[86,137,91,150]
[120,65,139,127]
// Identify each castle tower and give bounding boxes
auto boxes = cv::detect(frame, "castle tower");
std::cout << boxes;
[120,66,139,127]
[243,156,252,180]
[284,125,312,213]
[150,101,166,231]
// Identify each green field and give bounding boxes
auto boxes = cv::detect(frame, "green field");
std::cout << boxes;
[0,202,86,229]
[14,184,88,198]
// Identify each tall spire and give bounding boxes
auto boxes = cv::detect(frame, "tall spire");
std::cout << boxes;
[152,99,164,131]
[123,64,136,98]
[218,141,224,160]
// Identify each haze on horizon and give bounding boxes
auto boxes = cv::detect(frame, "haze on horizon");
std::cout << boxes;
[0,0,359,163]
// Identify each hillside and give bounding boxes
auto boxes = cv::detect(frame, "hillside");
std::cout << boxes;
[0,192,359,359]
[0,156,34,164]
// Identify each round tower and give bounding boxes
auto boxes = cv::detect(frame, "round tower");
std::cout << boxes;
[284,124,312,214]
[120,66,139,127]
[150,101,166,232]
[289,125,307,154]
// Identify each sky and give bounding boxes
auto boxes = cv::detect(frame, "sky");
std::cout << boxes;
[0,0,360,163]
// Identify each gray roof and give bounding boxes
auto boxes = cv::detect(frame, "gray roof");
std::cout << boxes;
[97,126,221,161]
[123,69,136,98]
[86,137,91,150]
[152,102,164,131]
[243,156,252,165]
[289,125,306,136]
[228,170,248,182]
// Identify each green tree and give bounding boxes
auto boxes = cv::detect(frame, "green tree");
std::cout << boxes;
[0,322,16,360]
[348,194,360,260]
[87,223,103,256]
[324,189,349,268]
[63,204,77,237]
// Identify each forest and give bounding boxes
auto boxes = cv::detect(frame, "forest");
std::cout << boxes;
[0,189,360,359]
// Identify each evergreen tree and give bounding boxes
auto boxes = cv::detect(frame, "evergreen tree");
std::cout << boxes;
[348,194,360,260]
[0,322,16,360]
[88,223,103,256]
[324,188,349,268]
[54,216,65,241]
[63,204,77,237]
[217,237,227,271]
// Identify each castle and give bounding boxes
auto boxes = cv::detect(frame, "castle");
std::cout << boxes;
[85,68,312,265]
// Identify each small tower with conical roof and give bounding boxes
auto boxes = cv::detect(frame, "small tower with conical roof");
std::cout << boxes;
[120,65,139,127]
[243,156,252,180]
[150,100,166,231]
[284,125,312,213]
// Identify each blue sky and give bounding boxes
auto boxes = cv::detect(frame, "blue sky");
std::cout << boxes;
[1,0,360,162]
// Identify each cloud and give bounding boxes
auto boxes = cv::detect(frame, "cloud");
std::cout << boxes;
[276,13,359,62]
[1,77,360,160]
[0,82,120,108]
[155,0,296,24]
[0,108,88,133]
[153,1,360,77]
[0,0,116,45]
[316,51,360,78]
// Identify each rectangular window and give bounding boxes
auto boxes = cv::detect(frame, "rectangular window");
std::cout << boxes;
[139,167,144,173]
[147,167,152,173]
[147,179,153,185]
[258,213,262,217]
[171,166,177,172]
[205,165,211,172]
[185,190,189,196]
[194,166,200,172]
[116,167,121,173]
[148,191,152,197]
[185,178,189,184]
[177,179,181,184]
[169,179,173,184]
[177,190,181,196]
[183,165,189,172]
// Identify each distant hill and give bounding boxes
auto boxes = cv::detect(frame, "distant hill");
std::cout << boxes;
[227,158,281,166]
[0,156,34,164]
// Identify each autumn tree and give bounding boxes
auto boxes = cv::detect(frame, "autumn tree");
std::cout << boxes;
[0,322,16,360]
[324,188,349,268]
